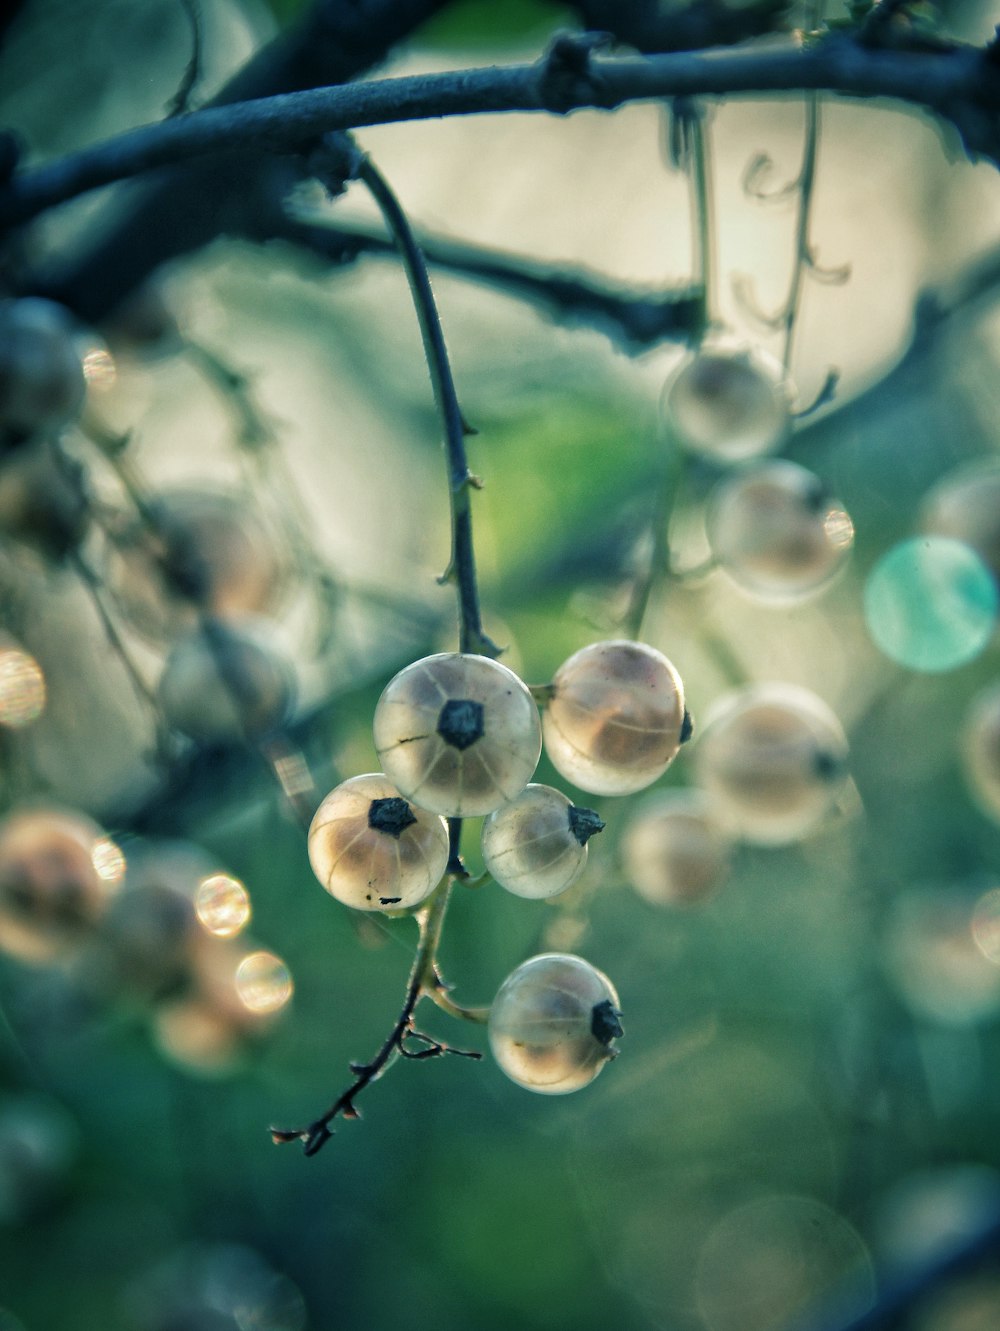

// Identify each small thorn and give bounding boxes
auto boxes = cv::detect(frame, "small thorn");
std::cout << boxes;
[303,1125,333,1156]
[269,1127,304,1145]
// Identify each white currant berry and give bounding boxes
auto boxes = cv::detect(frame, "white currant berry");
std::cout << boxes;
[110,489,287,642]
[307,773,449,912]
[621,790,730,906]
[706,460,854,602]
[662,343,791,464]
[481,784,604,900]
[693,683,848,845]
[372,652,541,818]
[488,952,623,1094]
[0,439,89,560]
[0,298,86,439]
[542,640,690,797]
[0,807,114,963]
[920,458,1000,581]
[158,619,294,743]
[93,839,210,1001]
[962,682,1000,823]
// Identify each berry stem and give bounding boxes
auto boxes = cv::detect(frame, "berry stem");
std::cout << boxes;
[781,91,821,375]
[270,876,484,1156]
[357,155,499,661]
[686,103,715,326]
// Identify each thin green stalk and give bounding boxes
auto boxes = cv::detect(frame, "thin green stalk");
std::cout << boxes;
[782,92,820,372]
[357,155,497,661]
[687,107,716,323]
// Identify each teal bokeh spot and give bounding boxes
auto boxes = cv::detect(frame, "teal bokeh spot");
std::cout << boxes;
[864,537,998,672]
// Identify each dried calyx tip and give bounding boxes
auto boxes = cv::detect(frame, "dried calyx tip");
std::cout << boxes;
[437,698,484,750]
[568,804,605,846]
[368,796,417,839]
[591,998,624,1046]
[680,709,695,744]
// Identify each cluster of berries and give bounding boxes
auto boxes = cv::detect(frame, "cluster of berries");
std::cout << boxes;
[306,640,691,1093]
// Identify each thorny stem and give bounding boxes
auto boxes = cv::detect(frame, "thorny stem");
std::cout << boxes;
[687,105,715,326]
[69,552,159,713]
[357,155,498,661]
[9,36,1000,232]
[270,879,482,1156]
[271,154,497,1155]
[781,91,821,373]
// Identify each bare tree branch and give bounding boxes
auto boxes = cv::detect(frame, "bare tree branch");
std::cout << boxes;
[4,33,1000,252]
[22,0,456,322]
[277,217,705,347]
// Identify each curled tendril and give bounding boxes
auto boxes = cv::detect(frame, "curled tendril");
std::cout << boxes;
[805,247,852,285]
[665,97,703,171]
[793,367,841,418]
[742,151,802,203]
[731,273,788,330]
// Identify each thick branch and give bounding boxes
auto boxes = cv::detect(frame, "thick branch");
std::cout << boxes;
[25,0,454,321]
[565,0,789,53]
[279,218,704,347]
[3,36,999,238]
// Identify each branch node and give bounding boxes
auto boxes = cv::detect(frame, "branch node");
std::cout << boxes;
[308,131,366,198]
[538,31,616,115]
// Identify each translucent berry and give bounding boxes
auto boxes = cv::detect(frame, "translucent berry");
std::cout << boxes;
[693,684,848,845]
[706,460,854,602]
[920,458,1000,582]
[0,298,86,439]
[662,343,791,464]
[962,682,1000,823]
[488,952,623,1094]
[308,773,450,912]
[155,941,293,1074]
[373,653,541,817]
[110,489,287,642]
[481,784,603,900]
[621,790,730,906]
[158,619,294,743]
[542,640,689,796]
[0,439,90,559]
[0,807,114,963]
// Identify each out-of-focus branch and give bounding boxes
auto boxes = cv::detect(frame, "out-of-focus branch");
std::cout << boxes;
[564,0,789,54]
[5,32,1000,249]
[278,216,705,347]
[24,0,455,322]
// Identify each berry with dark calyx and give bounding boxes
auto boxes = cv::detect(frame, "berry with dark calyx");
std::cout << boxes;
[693,683,849,845]
[157,618,294,744]
[0,298,86,441]
[109,488,288,643]
[542,640,688,796]
[0,439,90,560]
[481,783,603,900]
[662,342,791,464]
[621,789,730,907]
[0,806,116,964]
[307,773,449,912]
[488,952,623,1094]
[706,459,854,602]
[373,652,541,818]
